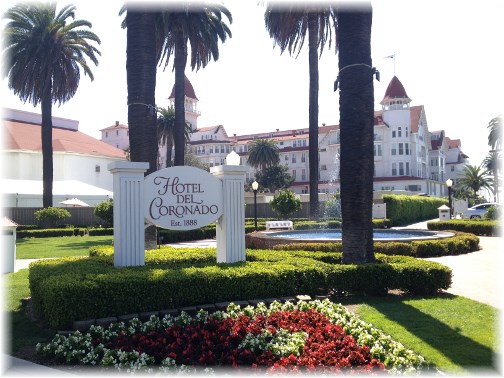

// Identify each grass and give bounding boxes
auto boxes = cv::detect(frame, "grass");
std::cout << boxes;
[339,295,500,374]
[16,235,113,259]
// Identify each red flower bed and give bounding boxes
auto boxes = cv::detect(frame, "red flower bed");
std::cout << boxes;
[104,309,384,373]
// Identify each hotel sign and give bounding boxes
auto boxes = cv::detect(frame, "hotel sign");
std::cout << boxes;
[144,166,223,230]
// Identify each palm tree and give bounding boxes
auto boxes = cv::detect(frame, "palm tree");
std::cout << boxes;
[264,3,334,219]
[3,3,100,208]
[335,4,375,264]
[157,3,232,166]
[247,138,280,171]
[124,7,159,250]
[487,115,502,151]
[157,106,192,168]
[483,151,500,202]
[124,8,158,174]
[458,164,493,202]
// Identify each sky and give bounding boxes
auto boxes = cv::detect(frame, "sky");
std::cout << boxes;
[2,0,503,167]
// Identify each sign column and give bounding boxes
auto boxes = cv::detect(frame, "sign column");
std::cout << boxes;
[210,164,248,263]
[108,161,149,267]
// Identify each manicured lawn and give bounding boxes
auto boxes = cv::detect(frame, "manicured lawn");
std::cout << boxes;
[340,295,500,374]
[16,236,113,259]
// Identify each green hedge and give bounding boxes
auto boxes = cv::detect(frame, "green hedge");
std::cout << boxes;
[383,194,447,226]
[30,247,451,329]
[427,220,500,236]
[16,228,87,238]
[273,232,479,258]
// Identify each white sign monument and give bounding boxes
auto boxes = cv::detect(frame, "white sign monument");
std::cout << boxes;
[109,153,247,267]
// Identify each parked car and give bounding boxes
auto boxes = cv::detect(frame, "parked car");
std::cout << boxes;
[461,203,500,219]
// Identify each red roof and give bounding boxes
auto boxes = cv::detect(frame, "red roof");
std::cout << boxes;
[169,74,198,100]
[4,120,126,158]
[409,105,424,133]
[380,76,411,104]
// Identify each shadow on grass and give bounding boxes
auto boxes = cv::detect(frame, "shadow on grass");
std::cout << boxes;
[340,293,496,369]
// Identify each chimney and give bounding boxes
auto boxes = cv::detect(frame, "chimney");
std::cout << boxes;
[276,129,279,132]
[115,121,119,126]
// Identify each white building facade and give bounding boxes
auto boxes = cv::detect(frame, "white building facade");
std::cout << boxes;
[100,76,469,199]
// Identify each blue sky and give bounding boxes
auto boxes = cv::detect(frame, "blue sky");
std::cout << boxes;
[2,0,503,166]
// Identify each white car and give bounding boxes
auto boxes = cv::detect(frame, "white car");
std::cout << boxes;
[461,203,500,219]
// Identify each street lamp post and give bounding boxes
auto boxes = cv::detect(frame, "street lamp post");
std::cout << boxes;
[252,180,259,231]
[446,178,453,219]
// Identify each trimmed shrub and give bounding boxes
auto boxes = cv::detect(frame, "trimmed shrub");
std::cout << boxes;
[427,220,499,236]
[87,228,114,236]
[17,228,83,238]
[383,195,447,226]
[30,248,452,329]
[94,199,113,227]
[272,232,479,258]
[34,207,71,228]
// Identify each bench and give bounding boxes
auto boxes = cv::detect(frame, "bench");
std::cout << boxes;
[265,220,293,231]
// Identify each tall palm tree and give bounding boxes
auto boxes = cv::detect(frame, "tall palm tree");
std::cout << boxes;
[157,3,232,166]
[247,138,280,171]
[458,164,493,202]
[157,106,192,168]
[482,151,500,202]
[124,7,159,250]
[335,4,375,264]
[3,3,100,208]
[264,3,334,219]
[487,115,502,152]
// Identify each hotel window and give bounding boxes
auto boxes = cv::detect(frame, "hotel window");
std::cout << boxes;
[392,163,397,176]
[405,127,409,137]
[285,155,289,161]
[292,154,296,163]
[399,162,405,176]
[292,169,297,180]
[405,143,410,155]
[301,169,306,181]
[374,144,382,157]
[116,130,119,136]
[105,132,108,138]
[301,153,306,163]
[406,162,410,175]
[399,143,404,155]
[209,146,214,153]
[391,143,397,155]
[392,130,396,138]
[398,127,402,137]
[451,165,455,172]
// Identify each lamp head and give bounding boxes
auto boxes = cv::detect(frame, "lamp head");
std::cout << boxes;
[252,180,259,191]
[446,178,453,188]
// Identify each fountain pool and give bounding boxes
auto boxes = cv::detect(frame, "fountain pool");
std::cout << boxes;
[245,228,455,249]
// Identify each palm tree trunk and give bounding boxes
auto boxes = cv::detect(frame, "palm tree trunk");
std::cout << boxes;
[308,12,320,220]
[173,32,187,166]
[126,10,158,250]
[338,4,375,264]
[41,84,53,208]
[166,139,173,168]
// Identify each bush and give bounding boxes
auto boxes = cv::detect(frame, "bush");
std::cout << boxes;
[427,220,499,236]
[94,199,113,227]
[17,228,85,238]
[270,190,302,219]
[272,232,479,258]
[383,195,447,226]
[30,248,452,329]
[34,207,71,228]
[485,205,501,220]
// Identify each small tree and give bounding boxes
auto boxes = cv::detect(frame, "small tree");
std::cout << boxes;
[34,207,71,228]
[94,199,113,227]
[270,190,302,219]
